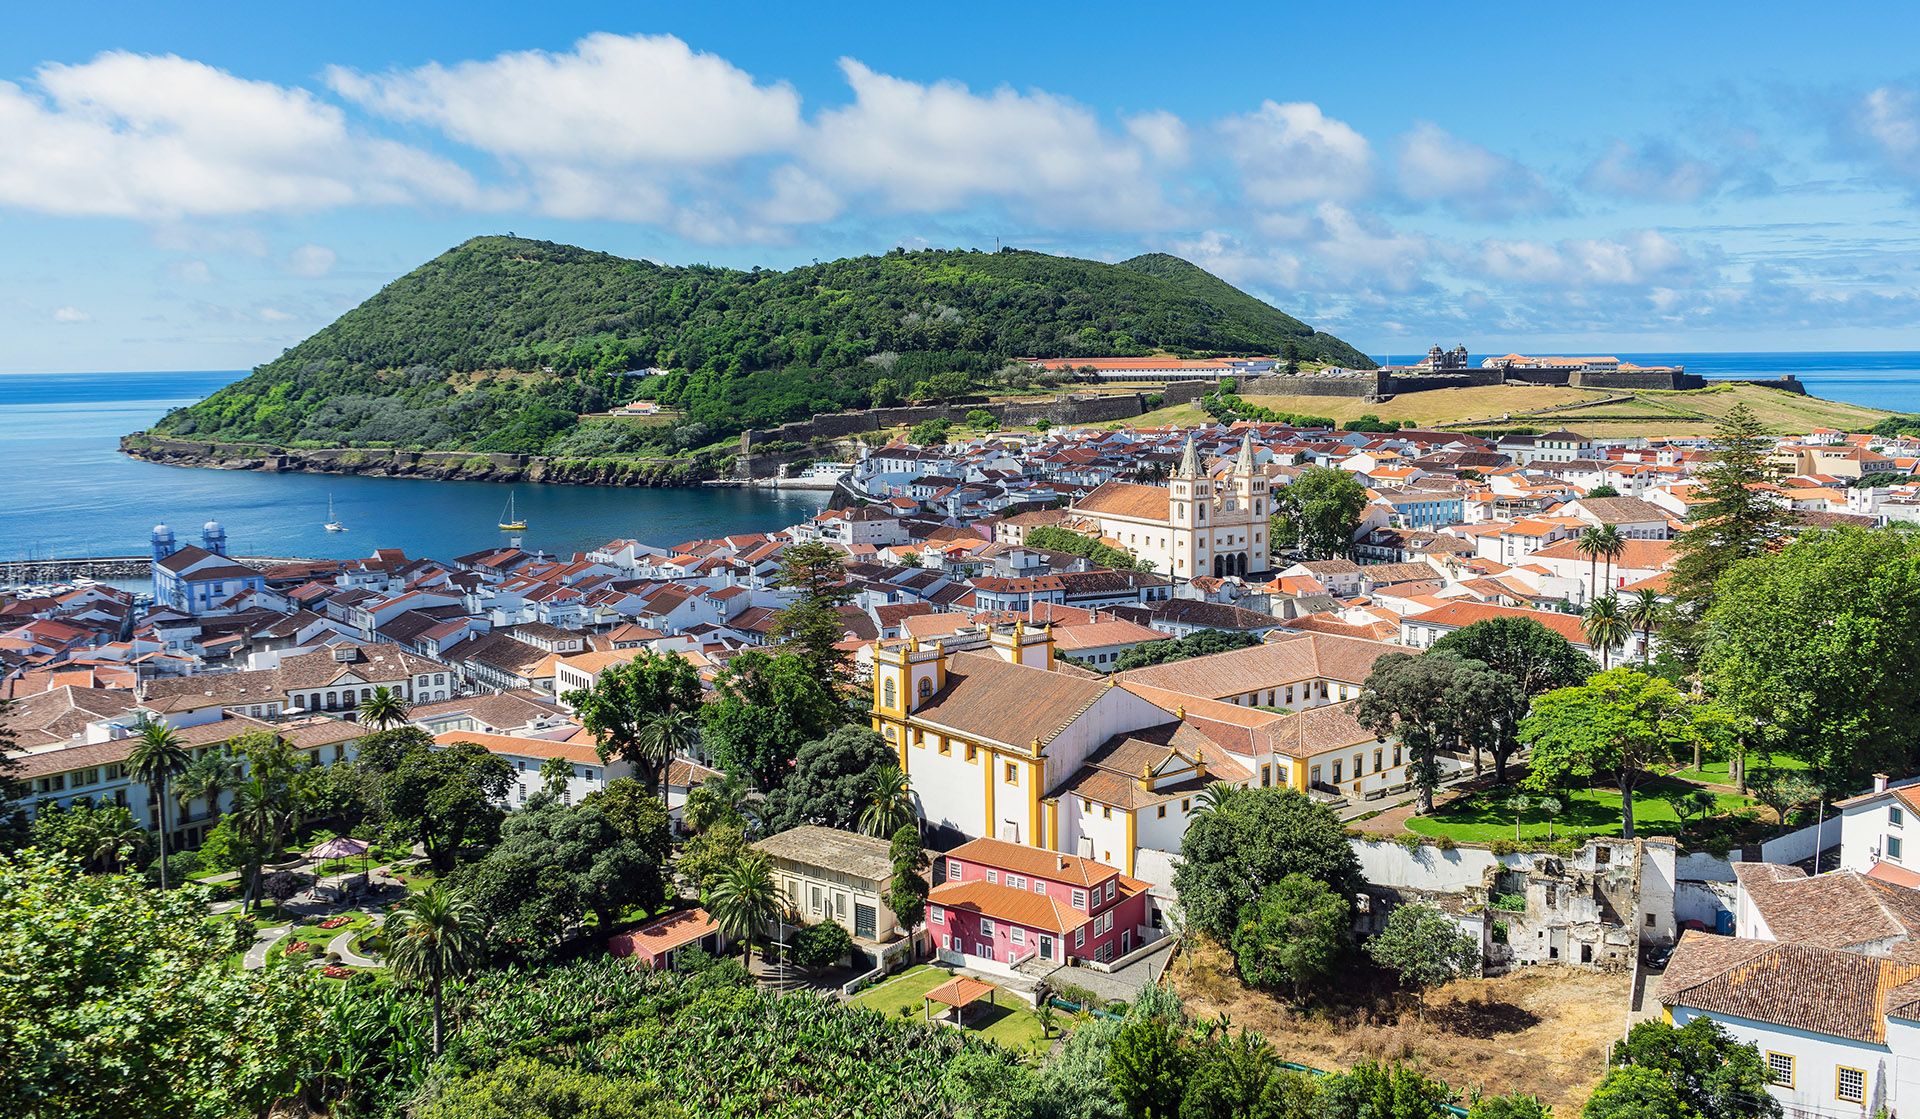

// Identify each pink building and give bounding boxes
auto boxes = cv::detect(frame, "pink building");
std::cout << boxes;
[928,837,1152,976]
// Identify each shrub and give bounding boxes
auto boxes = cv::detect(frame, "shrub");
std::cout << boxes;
[790,920,854,970]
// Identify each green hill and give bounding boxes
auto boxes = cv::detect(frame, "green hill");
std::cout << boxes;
[147,236,1372,456]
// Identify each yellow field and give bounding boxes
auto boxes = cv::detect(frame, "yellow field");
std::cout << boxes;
[1129,382,1890,437]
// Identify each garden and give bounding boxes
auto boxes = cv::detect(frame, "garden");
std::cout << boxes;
[1403,776,1759,847]
[847,964,1060,1055]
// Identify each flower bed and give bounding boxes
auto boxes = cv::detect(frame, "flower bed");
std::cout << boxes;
[319,916,350,930]
[322,965,353,979]
[285,940,312,956]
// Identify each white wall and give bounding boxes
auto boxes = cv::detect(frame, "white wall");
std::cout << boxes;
[1671,1006,1895,1117]
[1352,838,1500,892]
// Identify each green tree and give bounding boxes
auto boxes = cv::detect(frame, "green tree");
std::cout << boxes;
[454,799,667,956]
[357,685,410,730]
[581,776,675,869]
[1667,404,1783,652]
[1317,1061,1457,1119]
[1607,1017,1780,1119]
[885,824,931,944]
[1625,590,1664,666]
[566,651,704,798]
[790,919,854,969]
[1171,787,1361,940]
[910,417,953,445]
[762,725,894,833]
[1700,526,1920,787]
[28,801,149,873]
[1357,651,1515,813]
[1271,467,1369,559]
[1178,1029,1309,1119]
[676,820,750,898]
[635,709,700,800]
[1427,616,1597,784]
[1469,1094,1552,1119]
[383,736,515,871]
[859,763,915,837]
[1519,668,1707,838]
[682,770,759,835]
[416,1057,671,1119]
[1110,629,1261,672]
[1228,873,1349,999]
[1023,524,1147,572]
[1583,595,1631,670]
[967,408,997,430]
[127,720,190,889]
[539,754,574,800]
[706,850,784,968]
[387,882,485,1056]
[1576,526,1608,604]
[176,747,241,826]
[1108,1011,1189,1119]
[1581,1067,1685,1119]
[1746,768,1822,826]
[1365,904,1479,1014]
[701,650,844,789]
[1586,483,1620,498]
[770,542,858,684]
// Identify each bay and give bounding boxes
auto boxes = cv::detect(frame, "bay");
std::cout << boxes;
[0,370,829,562]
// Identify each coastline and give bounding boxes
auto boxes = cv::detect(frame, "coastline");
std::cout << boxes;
[119,432,715,488]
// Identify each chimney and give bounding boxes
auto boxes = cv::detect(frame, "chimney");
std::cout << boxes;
[1876,773,1891,794]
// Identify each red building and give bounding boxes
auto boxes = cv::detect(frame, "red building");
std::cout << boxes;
[928,837,1152,976]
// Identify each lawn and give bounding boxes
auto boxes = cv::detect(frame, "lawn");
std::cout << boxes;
[1405,778,1754,844]
[1669,753,1806,786]
[849,965,1053,1055]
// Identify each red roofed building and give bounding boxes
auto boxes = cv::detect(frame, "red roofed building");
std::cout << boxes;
[929,837,1152,974]
[607,907,726,970]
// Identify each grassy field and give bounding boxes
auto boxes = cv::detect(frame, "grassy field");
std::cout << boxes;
[1129,381,1890,437]
[1404,778,1754,843]
[849,964,1052,1055]
[1170,940,1621,1116]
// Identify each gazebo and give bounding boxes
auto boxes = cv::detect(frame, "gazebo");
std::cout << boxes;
[923,975,998,1027]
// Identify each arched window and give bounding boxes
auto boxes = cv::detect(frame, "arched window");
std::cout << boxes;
[918,677,934,700]
[883,678,898,709]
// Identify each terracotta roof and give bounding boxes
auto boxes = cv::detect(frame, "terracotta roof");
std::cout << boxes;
[1260,700,1386,759]
[1114,632,1398,700]
[1732,863,1920,950]
[1405,601,1591,647]
[608,908,719,960]
[924,974,999,1008]
[1660,933,1920,1043]
[1074,480,1172,522]
[930,878,1090,935]
[908,651,1109,751]
[1530,538,1675,568]
[432,730,604,765]
[944,835,1132,890]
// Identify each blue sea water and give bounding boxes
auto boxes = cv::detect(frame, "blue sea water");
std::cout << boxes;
[0,370,828,562]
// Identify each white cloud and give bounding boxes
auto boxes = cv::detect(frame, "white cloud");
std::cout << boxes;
[167,259,214,284]
[285,244,337,277]
[757,165,842,225]
[0,51,488,218]
[1163,230,1303,289]
[1125,110,1190,164]
[1839,83,1920,184]
[1395,122,1558,220]
[257,306,294,322]
[1308,204,1430,289]
[1218,101,1372,208]
[806,60,1173,226]
[1580,139,1725,203]
[329,33,803,167]
[52,305,89,323]
[1477,229,1700,288]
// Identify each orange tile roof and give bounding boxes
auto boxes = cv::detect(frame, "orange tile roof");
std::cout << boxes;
[946,835,1129,890]
[607,908,719,960]
[433,729,602,764]
[930,879,1090,935]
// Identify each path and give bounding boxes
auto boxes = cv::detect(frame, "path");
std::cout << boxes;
[243,925,292,970]
[327,920,383,969]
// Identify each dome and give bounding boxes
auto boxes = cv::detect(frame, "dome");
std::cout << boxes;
[203,520,223,532]
[152,523,172,536]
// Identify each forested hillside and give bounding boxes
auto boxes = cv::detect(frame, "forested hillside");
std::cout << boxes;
[148,236,1370,455]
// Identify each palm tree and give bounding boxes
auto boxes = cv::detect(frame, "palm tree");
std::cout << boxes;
[127,721,190,889]
[1594,524,1626,597]
[80,806,150,872]
[1626,589,1664,665]
[1574,526,1607,605]
[1505,793,1531,841]
[176,748,240,826]
[707,851,784,969]
[232,777,294,913]
[1582,595,1631,670]
[685,771,759,836]
[858,765,914,838]
[357,686,409,730]
[635,709,700,801]
[1193,781,1247,816]
[386,883,485,1056]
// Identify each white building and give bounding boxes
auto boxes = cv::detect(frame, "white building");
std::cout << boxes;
[1072,435,1269,581]
[432,730,630,807]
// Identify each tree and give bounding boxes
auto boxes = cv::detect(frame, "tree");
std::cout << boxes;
[1430,617,1596,783]
[1282,339,1301,375]
[176,747,241,825]
[454,799,667,957]
[859,764,915,837]
[1607,1017,1781,1119]
[1024,524,1147,573]
[1668,404,1784,650]
[1469,1094,1551,1119]
[1110,629,1260,672]
[538,754,574,800]
[1228,874,1349,999]
[967,408,997,431]
[1317,1061,1457,1119]
[127,720,190,889]
[1536,795,1564,840]
[1747,768,1822,826]
[885,824,931,944]
[1505,793,1531,841]
[1357,651,1515,813]
[1586,483,1620,498]
[701,650,844,789]
[634,709,700,800]
[28,801,149,873]
[790,919,854,969]
[762,725,894,833]
[1365,904,1479,1014]
[387,883,485,1056]
[1582,1067,1684,1119]
[1594,524,1626,598]
[676,820,750,898]
[566,651,704,797]
[1172,787,1361,940]
[683,769,759,835]
[1178,1029,1309,1119]
[1583,595,1631,670]
[1671,789,1718,830]
[910,417,952,446]
[1519,669,1706,838]
[580,776,674,870]
[1700,526,1920,787]
[1625,590,1664,666]
[416,1057,667,1119]
[228,731,310,911]
[384,737,515,871]
[1108,1012,1189,1119]
[772,541,858,683]
[706,850,784,967]
[0,850,315,1119]
[1270,467,1368,560]
[357,685,409,730]
[1575,526,1607,604]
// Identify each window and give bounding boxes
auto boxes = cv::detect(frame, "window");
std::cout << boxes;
[1261,765,1272,788]
[1101,805,1112,819]
[1180,797,1190,813]
[1034,880,1047,894]
[1765,1052,1794,1088]
[883,679,898,708]
[1891,836,1905,861]
[1005,762,1018,784]
[931,906,945,924]
[946,858,963,879]
[1354,753,1364,777]
[1010,927,1025,944]
[1106,881,1116,901]
[810,886,824,914]
[1331,760,1343,783]
[1074,927,1085,948]
[1894,806,1907,828]
[980,918,996,937]
[1071,889,1087,909]
[1007,875,1027,890]
[1374,748,1384,772]
[1837,1065,1865,1104]
[986,870,998,884]
[1156,805,1166,818]
[918,677,933,699]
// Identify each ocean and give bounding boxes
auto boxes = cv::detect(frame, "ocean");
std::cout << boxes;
[4,354,1918,563]
[0,370,829,563]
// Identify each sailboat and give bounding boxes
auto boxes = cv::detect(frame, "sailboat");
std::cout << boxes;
[498,491,527,532]
[323,493,347,532]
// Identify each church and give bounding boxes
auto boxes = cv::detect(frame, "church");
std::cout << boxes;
[1071,434,1269,580]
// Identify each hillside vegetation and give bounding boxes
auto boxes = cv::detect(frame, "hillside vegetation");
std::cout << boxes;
[147,236,1369,455]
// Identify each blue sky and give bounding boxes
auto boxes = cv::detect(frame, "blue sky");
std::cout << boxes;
[11,1,1920,371]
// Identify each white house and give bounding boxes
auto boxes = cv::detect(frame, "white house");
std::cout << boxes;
[432,730,630,807]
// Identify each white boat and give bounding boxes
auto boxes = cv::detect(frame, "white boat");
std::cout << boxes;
[324,493,347,532]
